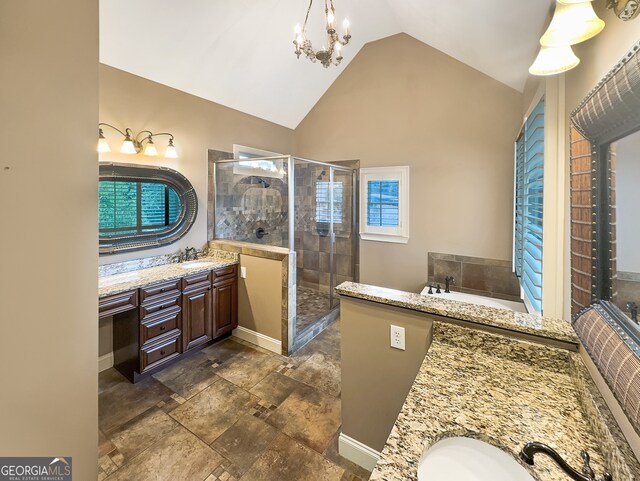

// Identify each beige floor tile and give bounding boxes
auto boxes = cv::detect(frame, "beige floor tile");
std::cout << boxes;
[99,376,174,432]
[249,371,306,406]
[104,426,223,481]
[287,352,341,397]
[157,360,220,400]
[266,384,342,453]
[106,407,178,462]
[215,350,283,390]
[211,414,278,475]
[239,432,344,481]
[170,378,259,444]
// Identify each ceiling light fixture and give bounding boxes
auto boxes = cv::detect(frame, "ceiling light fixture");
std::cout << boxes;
[540,1,605,47]
[98,123,178,158]
[529,45,581,76]
[529,0,605,76]
[293,0,351,68]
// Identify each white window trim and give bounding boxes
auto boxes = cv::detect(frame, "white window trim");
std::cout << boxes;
[360,166,409,244]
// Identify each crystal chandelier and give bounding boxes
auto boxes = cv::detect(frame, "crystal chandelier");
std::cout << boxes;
[293,0,351,68]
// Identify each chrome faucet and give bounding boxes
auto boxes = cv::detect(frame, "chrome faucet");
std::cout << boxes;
[445,276,455,293]
[184,247,198,262]
[519,442,612,481]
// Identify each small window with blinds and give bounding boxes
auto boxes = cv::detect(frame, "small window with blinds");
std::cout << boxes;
[514,99,544,314]
[315,181,343,224]
[99,181,182,237]
[360,166,409,244]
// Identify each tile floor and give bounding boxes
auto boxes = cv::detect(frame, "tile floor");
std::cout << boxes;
[296,285,332,332]
[98,321,370,481]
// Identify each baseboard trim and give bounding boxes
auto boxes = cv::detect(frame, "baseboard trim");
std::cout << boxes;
[338,432,381,472]
[232,326,281,354]
[98,352,114,373]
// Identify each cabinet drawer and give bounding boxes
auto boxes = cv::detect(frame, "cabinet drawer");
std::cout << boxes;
[140,295,181,321]
[140,279,181,305]
[182,270,212,292]
[212,265,237,283]
[99,290,138,319]
[141,310,181,345]
[140,334,181,373]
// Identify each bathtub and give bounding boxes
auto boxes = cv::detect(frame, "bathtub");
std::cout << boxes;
[419,286,528,313]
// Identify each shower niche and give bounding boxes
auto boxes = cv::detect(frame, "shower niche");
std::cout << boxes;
[212,154,359,348]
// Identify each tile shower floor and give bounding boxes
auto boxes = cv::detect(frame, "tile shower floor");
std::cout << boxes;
[98,321,370,481]
[296,286,332,333]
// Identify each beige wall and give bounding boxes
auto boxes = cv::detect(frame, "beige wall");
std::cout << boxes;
[341,298,433,451]
[294,33,523,293]
[238,255,283,341]
[99,64,295,265]
[0,1,99,479]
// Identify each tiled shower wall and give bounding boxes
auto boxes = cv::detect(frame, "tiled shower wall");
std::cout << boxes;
[294,161,357,293]
[208,150,289,247]
[427,252,522,302]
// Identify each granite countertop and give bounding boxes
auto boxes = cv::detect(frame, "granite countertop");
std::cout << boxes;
[370,321,639,481]
[99,256,238,298]
[335,282,579,345]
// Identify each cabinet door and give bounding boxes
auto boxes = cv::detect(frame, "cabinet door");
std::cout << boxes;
[213,278,238,338]
[182,284,213,352]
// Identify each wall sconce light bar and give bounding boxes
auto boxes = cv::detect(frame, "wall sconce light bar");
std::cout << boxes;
[98,123,178,158]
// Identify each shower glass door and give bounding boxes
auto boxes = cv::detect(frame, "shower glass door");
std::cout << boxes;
[329,167,356,309]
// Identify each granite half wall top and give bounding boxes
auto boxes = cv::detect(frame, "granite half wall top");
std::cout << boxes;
[335,281,579,345]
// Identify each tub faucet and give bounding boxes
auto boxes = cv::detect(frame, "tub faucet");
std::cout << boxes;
[445,276,455,293]
[184,247,198,261]
[519,442,612,481]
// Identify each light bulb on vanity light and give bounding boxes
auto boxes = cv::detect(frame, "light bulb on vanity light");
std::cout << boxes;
[164,139,178,159]
[120,134,137,154]
[97,129,111,153]
[143,138,158,156]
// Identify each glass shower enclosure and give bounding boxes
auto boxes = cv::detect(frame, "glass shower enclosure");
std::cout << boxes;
[213,155,358,347]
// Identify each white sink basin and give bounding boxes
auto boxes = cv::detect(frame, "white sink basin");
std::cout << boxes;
[179,261,215,269]
[418,437,534,481]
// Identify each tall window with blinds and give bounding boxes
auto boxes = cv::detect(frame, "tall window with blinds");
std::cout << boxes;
[514,99,544,314]
[315,181,343,224]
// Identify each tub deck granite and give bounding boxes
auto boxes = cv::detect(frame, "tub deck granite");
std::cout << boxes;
[335,281,579,345]
[99,253,239,298]
[370,321,639,481]
[335,282,638,481]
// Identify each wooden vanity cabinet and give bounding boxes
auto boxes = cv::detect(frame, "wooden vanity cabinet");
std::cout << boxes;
[213,277,238,338]
[103,264,238,383]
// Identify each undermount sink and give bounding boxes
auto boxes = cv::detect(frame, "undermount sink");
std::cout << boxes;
[178,261,215,269]
[418,437,534,481]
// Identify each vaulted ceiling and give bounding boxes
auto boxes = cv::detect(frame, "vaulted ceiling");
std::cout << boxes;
[100,0,552,129]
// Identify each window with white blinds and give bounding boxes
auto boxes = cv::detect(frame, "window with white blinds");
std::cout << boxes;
[514,99,544,314]
[99,181,181,237]
[315,181,343,224]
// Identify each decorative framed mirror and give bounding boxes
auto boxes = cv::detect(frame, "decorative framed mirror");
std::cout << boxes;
[570,41,640,346]
[99,162,198,255]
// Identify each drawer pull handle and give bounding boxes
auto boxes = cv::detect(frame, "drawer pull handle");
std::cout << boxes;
[160,326,166,331]
[160,350,166,356]
[159,305,164,309]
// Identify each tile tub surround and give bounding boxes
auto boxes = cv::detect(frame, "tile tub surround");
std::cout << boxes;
[99,253,239,298]
[427,252,521,302]
[335,282,579,346]
[370,322,640,481]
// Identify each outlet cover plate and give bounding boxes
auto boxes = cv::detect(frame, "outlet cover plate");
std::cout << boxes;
[240,266,247,278]
[390,325,405,350]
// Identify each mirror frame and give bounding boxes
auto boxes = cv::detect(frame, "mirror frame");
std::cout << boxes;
[571,41,640,345]
[99,162,198,255]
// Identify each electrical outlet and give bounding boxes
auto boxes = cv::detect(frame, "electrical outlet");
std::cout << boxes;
[390,325,405,350]
[240,266,247,279]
